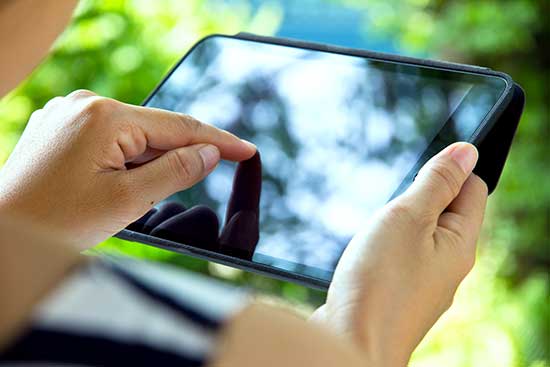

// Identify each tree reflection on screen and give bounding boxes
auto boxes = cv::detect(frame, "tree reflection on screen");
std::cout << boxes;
[146,36,493,280]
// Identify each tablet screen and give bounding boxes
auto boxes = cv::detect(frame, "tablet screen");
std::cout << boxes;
[142,36,507,281]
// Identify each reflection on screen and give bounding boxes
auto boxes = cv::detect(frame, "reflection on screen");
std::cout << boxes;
[145,36,505,281]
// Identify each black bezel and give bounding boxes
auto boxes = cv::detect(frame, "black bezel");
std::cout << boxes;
[115,33,516,290]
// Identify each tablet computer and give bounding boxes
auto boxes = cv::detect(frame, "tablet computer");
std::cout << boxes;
[116,34,519,289]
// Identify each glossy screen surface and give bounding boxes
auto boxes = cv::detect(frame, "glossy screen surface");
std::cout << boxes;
[144,36,507,281]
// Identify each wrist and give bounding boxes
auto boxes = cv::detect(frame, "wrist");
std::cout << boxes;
[310,303,413,367]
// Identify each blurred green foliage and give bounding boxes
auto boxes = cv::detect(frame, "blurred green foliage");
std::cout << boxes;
[0,0,547,366]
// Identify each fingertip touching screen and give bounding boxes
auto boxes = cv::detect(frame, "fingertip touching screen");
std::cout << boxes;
[128,35,507,282]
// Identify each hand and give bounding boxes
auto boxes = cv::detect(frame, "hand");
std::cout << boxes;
[0,90,256,248]
[311,142,488,367]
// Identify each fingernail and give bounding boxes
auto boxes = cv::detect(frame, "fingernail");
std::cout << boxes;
[450,143,478,174]
[241,139,257,151]
[198,145,220,171]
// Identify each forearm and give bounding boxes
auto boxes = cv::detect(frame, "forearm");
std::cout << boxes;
[310,303,418,367]
[0,214,83,349]
[0,0,78,95]
[208,303,372,367]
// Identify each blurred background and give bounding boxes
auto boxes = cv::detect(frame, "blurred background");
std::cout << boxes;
[0,0,547,365]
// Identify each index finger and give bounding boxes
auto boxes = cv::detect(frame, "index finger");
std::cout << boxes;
[439,174,488,248]
[127,104,257,161]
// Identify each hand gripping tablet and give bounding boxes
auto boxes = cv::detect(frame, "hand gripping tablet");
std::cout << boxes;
[117,33,525,289]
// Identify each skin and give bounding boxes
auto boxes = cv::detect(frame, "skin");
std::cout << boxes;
[0,2,488,366]
[0,0,77,96]
[311,145,487,366]
[0,90,257,247]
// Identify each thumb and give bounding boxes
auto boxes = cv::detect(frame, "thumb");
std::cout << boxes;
[402,142,479,216]
[126,143,220,205]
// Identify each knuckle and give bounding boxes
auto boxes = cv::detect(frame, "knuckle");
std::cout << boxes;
[447,229,466,252]
[82,97,118,119]
[71,97,121,132]
[460,247,477,275]
[116,123,147,159]
[166,150,199,187]
[66,89,96,99]
[43,96,63,110]
[117,122,143,140]
[28,108,44,122]
[430,162,462,198]
[472,174,489,197]
[442,214,468,244]
[441,293,456,312]
[179,114,202,134]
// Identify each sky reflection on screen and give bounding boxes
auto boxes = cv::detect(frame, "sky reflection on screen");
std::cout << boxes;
[145,36,499,280]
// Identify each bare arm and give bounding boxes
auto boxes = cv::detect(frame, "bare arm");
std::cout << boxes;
[0,90,370,366]
[0,2,487,364]
[0,91,486,366]
[0,223,371,367]
[208,303,368,367]
[0,0,80,348]
[0,0,78,95]
[0,92,255,347]
[210,143,487,367]
[0,216,82,349]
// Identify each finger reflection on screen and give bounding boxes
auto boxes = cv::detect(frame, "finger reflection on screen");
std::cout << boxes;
[144,37,502,281]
